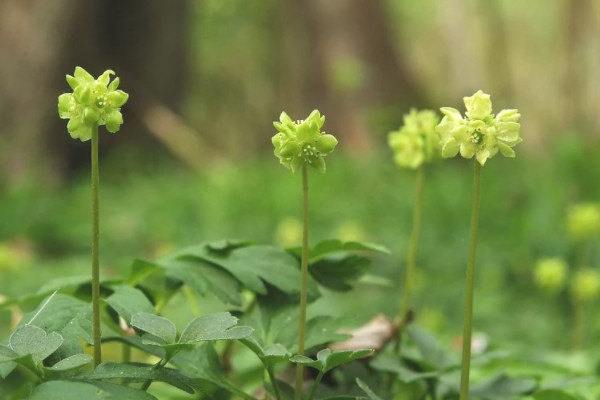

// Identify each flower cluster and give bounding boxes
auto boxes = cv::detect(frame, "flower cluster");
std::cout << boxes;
[58,67,129,141]
[436,90,521,166]
[388,109,440,169]
[566,203,600,241]
[272,110,338,173]
[534,258,567,293]
[571,269,600,302]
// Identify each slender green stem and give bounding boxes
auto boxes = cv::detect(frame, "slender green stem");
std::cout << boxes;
[267,367,283,400]
[294,163,310,400]
[459,161,482,400]
[91,125,102,367]
[571,300,585,349]
[399,167,425,326]
[307,371,324,400]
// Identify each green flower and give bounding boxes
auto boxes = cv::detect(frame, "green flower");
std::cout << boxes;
[566,203,600,241]
[58,66,129,141]
[534,258,567,293]
[571,269,600,302]
[272,110,338,173]
[388,109,440,169]
[436,90,521,166]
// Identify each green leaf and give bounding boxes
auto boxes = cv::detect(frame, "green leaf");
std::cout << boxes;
[470,373,537,399]
[19,294,93,358]
[0,345,19,361]
[0,360,16,378]
[43,353,92,372]
[9,325,63,364]
[28,380,157,400]
[290,348,373,373]
[179,312,253,343]
[310,255,370,291]
[128,259,162,285]
[87,362,199,394]
[105,286,155,324]
[534,389,581,400]
[240,337,290,370]
[405,326,457,370]
[174,244,302,295]
[130,313,177,344]
[164,258,241,306]
[356,378,384,400]
[370,353,438,383]
[171,343,255,400]
[36,276,90,295]
[309,240,390,262]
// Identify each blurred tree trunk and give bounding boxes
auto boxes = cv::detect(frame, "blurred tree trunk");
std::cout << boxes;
[562,0,593,133]
[0,0,75,185]
[281,0,424,153]
[0,0,189,185]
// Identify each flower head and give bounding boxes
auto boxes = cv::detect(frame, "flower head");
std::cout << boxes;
[436,90,521,166]
[571,268,600,302]
[58,66,129,141]
[566,203,600,241]
[534,258,567,293]
[388,109,440,169]
[272,110,338,173]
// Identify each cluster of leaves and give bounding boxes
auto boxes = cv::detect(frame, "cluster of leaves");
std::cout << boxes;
[2,238,596,399]
[0,239,396,399]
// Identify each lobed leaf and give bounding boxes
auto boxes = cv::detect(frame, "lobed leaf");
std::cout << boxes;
[179,312,253,343]
[43,353,92,372]
[28,380,157,400]
[105,286,154,324]
[9,325,63,364]
[87,362,199,394]
[290,348,373,373]
[130,313,177,344]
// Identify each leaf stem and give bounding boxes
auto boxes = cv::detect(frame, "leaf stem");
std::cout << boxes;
[398,166,424,337]
[459,161,481,400]
[294,163,310,400]
[91,124,102,367]
[267,367,283,400]
[307,371,324,400]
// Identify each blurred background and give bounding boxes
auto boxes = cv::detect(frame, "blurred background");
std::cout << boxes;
[1,0,600,358]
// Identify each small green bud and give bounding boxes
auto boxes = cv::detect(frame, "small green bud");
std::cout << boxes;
[388,109,440,169]
[436,90,522,166]
[571,268,600,302]
[566,203,600,241]
[534,258,567,293]
[272,109,337,173]
[58,66,129,141]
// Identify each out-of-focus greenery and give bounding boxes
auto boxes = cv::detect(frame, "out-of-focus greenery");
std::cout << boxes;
[2,134,600,356]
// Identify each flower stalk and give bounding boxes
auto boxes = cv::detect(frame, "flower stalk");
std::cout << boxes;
[459,161,481,400]
[91,125,101,366]
[399,166,424,326]
[295,163,310,400]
